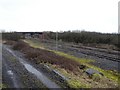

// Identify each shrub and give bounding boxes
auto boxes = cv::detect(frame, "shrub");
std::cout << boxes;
[13,41,29,50]
[25,49,41,59]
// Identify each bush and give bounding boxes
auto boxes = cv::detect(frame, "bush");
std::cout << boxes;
[13,41,29,50]
[25,49,41,59]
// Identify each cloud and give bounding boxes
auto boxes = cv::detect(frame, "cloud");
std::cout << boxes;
[0,0,119,33]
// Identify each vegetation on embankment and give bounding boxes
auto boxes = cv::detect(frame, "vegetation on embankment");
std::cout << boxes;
[2,32,120,88]
[53,51,119,82]
[24,39,120,81]
[2,31,120,50]
[12,40,82,74]
[0,84,8,88]
[2,32,24,41]
[18,39,119,88]
[48,31,120,50]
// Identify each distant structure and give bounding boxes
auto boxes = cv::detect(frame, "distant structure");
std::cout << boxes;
[22,32,48,40]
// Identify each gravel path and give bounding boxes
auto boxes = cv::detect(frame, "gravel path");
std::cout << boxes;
[2,45,61,89]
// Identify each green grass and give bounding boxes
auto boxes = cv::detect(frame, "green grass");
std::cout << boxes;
[23,39,119,84]
[52,51,119,85]
[23,39,45,49]
[49,64,91,88]
[87,64,119,83]
[0,84,8,88]
[92,73,102,82]
[53,50,94,64]
[23,39,94,64]
[67,79,90,88]
[50,47,120,83]
[9,56,17,62]
[0,84,1,89]
[49,49,119,83]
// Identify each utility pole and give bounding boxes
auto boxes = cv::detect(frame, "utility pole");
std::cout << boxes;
[56,30,58,51]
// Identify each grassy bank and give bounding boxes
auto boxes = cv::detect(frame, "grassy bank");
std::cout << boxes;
[15,39,119,88]
[23,39,119,79]
[23,39,94,64]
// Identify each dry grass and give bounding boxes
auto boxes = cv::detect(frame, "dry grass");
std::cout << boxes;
[6,40,119,88]
[13,41,81,73]
[4,40,16,45]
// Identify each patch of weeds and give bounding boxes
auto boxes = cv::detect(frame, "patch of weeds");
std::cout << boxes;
[23,39,45,49]
[92,73,102,82]
[15,40,82,73]
[13,40,29,50]
[23,39,119,86]
[9,56,16,62]
[51,65,91,88]
[53,51,95,64]
[0,84,2,89]
[86,64,119,83]
[67,79,90,88]
[24,39,94,64]
[4,40,16,45]
[55,51,119,83]
[0,84,8,88]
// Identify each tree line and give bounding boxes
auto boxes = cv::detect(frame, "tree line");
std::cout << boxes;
[48,31,120,49]
[2,32,24,41]
[2,31,120,49]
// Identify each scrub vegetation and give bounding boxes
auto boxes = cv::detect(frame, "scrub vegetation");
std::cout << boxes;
[2,32,24,41]
[12,40,82,74]
[23,39,119,82]
[7,39,118,88]
[48,31,120,50]
[3,32,119,88]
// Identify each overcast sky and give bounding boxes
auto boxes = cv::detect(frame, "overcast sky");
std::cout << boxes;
[0,0,119,33]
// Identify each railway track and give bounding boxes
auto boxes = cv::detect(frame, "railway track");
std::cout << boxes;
[64,45,120,63]
[35,39,120,63]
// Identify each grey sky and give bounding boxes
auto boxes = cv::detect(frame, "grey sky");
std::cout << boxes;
[0,0,119,33]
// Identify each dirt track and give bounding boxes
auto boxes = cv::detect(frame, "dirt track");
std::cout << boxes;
[2,45,62,89]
